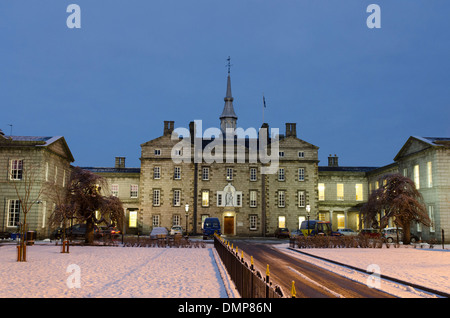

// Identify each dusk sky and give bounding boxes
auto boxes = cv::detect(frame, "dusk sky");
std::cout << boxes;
[1,1,449,169]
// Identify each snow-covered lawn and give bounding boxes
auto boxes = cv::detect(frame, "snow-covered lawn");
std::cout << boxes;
[278,244,450,298]
[0,243,232,298]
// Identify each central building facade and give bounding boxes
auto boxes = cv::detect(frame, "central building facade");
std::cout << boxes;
[138,73,320,236]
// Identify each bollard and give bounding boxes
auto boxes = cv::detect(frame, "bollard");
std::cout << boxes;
[265,264,270,298]
[250,256,254,271]
[291,281,296,298]
[17,245,21,262]
[442,229,445,250]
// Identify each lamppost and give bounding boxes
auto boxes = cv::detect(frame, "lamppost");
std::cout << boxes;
[306,205,311,236]
[185,204,189,236]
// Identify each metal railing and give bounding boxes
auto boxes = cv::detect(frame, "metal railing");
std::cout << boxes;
[214,234,284,298]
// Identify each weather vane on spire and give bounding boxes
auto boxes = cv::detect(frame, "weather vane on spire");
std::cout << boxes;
[226,56,232,74]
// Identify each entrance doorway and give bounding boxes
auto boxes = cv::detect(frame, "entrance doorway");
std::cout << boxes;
[224,216,235,235]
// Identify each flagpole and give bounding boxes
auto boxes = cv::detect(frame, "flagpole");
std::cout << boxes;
[262,93,265,124]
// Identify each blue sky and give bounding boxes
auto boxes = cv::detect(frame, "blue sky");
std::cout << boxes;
[1,0,449,168]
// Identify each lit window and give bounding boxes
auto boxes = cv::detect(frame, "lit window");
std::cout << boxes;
[202,190,209,207]
[318,183,325,201]
[355,184,363,201]
[278,216,286,228]
[337,214,345,229]
[129,211,138,228]
[337,184,344,201]
[414,165,420,189]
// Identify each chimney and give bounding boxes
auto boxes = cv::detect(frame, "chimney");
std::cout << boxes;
[285,123,297,138]
[115,157,126,169]
[328,154,339,167]
[163,120,175,136]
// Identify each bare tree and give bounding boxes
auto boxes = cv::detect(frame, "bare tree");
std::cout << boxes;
[362,173,431,244]
[10,161,44,261]
[49,167,124,244]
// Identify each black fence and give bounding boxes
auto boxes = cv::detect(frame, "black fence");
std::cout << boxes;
[214,234,284,298]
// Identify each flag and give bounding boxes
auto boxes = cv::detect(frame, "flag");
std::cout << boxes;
[263,95,266,108]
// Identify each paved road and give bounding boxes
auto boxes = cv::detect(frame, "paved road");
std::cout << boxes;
[228,238,395,298]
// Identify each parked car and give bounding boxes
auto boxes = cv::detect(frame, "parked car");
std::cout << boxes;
[97,226,121,238]
[382,227,420,243]
[290,229,303,238]
[150,227,168,239]
[337,228,358,236]
[359,228,381,238]
[300,220,342,237]
[202,217,221,239]
[170,225,183,236]
[274,227,290,238]
[0,232,11,240]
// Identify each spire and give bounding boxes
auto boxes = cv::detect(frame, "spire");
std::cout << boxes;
[220,57,238,134]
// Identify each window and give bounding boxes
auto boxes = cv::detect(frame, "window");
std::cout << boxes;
[427,161,432,188]
[278,216,286,228]
[173,214,181,226]
[278,168,285,181]
[54,166,58,183]
[236,193,242,207]
[130,185,138,198]
[154,149,161,156]
[154,166,161,179]
[202,167,209,181]
[298,190,305,207]
[10,159,23,180]
[298,168,305,181]
[278,191,285,207]
[111,184,119,197]
[174,166,181,180]
[41,201,47,228]
[152,215,160,227]
[414,165,420,189]
[45,162,49,181]
[7,200,20,227]
[217,193,223,206]
[318,183,325,201]
[226,168,233,181]
[202,190,209,207]
[403,168,408,177]
[337,214,345,229]
[63,170,66,187]
[298,216,306,229]
[250,168,257,181]
[173,189,181,206]
[249,215,258,230]
[337,184,344,201]
[250,190,257,207]
[129,211,138,228]
[153,189,160,206]
[298,151,304,158]
[279,151,284,158]
[355,184,363,201]
[428,206,435,233]
[375,180,379,189]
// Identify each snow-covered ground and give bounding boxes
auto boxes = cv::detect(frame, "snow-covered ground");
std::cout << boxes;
[277,243,450,298]
[1,241,449,298]
[0,243,238,298]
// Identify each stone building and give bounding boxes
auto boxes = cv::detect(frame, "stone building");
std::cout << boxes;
[0,131,74,238]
